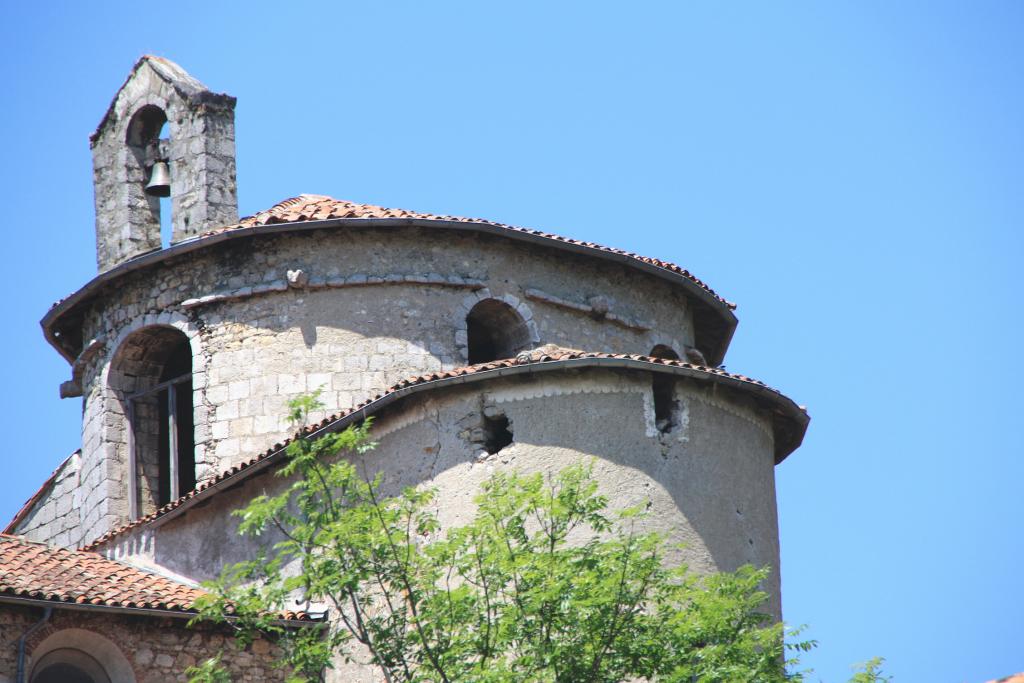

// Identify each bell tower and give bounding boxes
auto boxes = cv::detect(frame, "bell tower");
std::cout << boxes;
[90,56,238,272]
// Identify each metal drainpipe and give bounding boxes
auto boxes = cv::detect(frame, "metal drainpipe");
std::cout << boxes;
[16,606,52,683]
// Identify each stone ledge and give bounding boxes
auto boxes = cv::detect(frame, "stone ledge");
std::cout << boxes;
[524,287,651,332]
[181,272,486,310]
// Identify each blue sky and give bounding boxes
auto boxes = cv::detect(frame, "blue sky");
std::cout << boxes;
[1,2,1021,680]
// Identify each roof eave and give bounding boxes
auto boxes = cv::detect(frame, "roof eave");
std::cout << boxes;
[0,593,321,627]
[42,217,738,365]
[82,357,807,551]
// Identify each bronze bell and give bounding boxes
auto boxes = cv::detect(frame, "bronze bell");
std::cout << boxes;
[145,161,171,197]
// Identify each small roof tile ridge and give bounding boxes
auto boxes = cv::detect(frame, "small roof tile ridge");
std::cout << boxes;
[80,349,805,552]
[220,195,736,310]
[4,450,81,535]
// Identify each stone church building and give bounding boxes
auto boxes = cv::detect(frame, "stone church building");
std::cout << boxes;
[0,56,808,682]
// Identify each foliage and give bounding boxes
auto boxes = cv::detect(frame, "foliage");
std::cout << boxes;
[191,393,887,683]
[185,654,232,683]
[849,658,892,683]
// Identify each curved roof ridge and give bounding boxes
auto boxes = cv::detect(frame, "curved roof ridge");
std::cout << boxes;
[43,195,738,367]
[223,194,736,310]
[81,349,807,552]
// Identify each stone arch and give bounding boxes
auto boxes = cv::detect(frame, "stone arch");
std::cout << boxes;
[455,291,539,364]
[648,344,680,360]
[29,629,134,683]
[104,316,204,519]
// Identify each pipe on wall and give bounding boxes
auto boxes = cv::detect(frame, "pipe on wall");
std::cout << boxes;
[16,606,52,683]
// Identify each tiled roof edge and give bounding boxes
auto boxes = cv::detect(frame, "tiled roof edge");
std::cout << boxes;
[4,450,81,534]
[43,196,738,366]
[0,593,318,625]
[0,534,316,622]
[81,351,808,552]
[228,194,736,310]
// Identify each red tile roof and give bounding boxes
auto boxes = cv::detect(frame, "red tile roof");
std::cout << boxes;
[987,676,1024,683]
[223,194,736,310]
[82,349,808,551]
[0,534,313,621]
[0,534,205,613]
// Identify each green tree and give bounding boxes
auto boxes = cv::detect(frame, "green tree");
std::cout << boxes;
[192,394,885,683]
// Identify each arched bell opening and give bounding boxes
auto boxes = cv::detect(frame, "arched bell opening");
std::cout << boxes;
[126,104,172,247]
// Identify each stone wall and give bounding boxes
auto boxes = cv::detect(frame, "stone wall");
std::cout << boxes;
[61,226,696,547]
[101,367,782,628]
[10,453,82,549]
[0,603,287,683]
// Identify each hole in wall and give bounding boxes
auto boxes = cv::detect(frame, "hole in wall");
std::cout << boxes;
[482,414,513,454]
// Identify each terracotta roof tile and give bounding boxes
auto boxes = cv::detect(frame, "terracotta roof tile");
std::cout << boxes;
[0,534,207,614]
[82,349,807,551]
[0,535,316,621]
[214,195,736,310]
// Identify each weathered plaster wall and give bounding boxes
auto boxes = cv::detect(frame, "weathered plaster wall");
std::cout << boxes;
[67,227,697,545]
[102,369,781,626]
[0,604,285,683]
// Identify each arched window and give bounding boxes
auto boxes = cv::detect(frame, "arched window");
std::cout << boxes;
[29,629,133,683]
[110,327,195,517]
[466,299,533,364]
[649,344,680,360]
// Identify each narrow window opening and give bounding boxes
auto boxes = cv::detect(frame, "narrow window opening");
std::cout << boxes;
[112,327,195,517]
[652,374,679,434]
[466,299,532,364]
[482,414,514,454]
